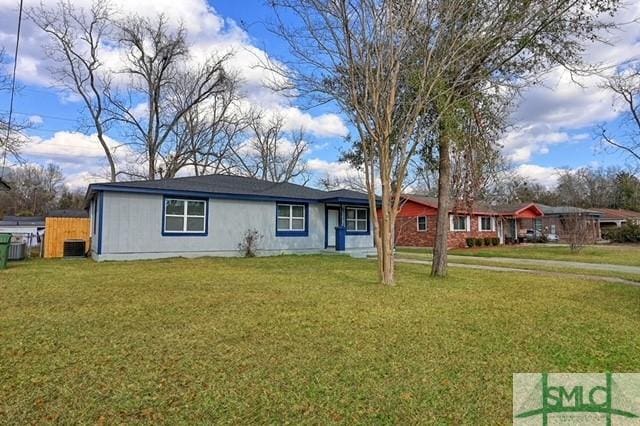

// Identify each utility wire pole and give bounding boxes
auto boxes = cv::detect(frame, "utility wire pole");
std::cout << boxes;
[1,0,24,179]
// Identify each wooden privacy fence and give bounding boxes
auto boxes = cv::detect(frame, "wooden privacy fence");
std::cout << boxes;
[44,217,91,258]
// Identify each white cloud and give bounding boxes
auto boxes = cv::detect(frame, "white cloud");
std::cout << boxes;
[501,2,640,164]
[129,103,148,120]
[0,0,347,149]
[500,123,584,162]
[308,158,354,178]
[23,131,125,160]
[20,131,133,188]
[514,164,563,188]
[28,115,43,125]
[278,107,348,138]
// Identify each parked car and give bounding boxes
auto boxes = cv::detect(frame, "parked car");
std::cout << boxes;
[546,233,559,243]
[524,229,542,242]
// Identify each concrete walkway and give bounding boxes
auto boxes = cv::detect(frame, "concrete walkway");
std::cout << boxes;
[395,258,640,287]
[448,255,640,275]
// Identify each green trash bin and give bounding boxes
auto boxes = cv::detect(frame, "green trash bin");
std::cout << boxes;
[0,233,11,270]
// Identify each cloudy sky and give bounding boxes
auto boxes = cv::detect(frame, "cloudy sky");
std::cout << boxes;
[0,0,639,189]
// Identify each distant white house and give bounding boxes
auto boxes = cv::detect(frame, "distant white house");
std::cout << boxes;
[86,174,376,261]
[0,216,45,247]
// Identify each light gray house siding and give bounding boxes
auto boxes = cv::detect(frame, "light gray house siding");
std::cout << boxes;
[92,191,374,261]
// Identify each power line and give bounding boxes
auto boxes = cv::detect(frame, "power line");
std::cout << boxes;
[2,111,79,123]
[1,0,25,178]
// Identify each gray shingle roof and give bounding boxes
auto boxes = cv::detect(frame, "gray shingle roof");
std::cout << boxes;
[47,209,89,218]
[88,174,370,202]
[320,189,370,201]
[404,195,498,214]
[0,216,45,226]
[590,207,640,220]
[535,204,601,216]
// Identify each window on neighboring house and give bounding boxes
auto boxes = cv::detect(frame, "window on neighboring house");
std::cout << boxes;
[277,204,306,233]
[479,216,493,231]
[164,198,207,234]
[451,215,468,231]
[550,224,557,234]
[417,216,427,231]
[346,207,368,232]
[535,218,543,233]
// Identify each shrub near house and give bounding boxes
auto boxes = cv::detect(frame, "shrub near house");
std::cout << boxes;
[603,223,640,243]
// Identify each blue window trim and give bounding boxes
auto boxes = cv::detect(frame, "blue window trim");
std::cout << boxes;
[344,205,370,236]
[324,205,342,248]
[161,195,209,237]
[275,202,309,237]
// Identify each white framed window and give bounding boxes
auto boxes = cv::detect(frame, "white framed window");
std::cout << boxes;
[479,216,494,232]
[164,198,207,234]
[277,204,306,232]
[450,215,469,232]
[417,216,427,232]
[346,207,368,232]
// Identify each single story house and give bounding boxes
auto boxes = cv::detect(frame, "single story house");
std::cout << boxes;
[393,196,607,247]
[591,208,640,231]
[0,216,45,247]
[393,196,545,248]
[86,174,376,261]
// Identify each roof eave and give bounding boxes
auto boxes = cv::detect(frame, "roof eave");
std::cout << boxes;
[87,183,352,204]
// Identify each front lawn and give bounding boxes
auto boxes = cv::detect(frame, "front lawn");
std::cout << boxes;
[1,256,639,423]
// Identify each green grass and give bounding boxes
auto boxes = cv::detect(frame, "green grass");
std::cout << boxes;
[396,246,433,254]
[447,244,640,266]
[2,256,639,424]
[395,251,640,283]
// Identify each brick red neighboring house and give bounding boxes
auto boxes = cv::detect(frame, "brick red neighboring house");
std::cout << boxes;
[392,196,545,248]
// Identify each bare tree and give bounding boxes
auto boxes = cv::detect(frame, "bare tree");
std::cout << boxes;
[272,0,619,283]
[0,46,31,167]
[422,90,507,275]
[29,0,118,182]
[426,0,620,277]
[161,73,245,178]
[319,173,368,193]
[0,164,65,216]
[600,63,640,162]
[232,111,309,183]
[271,1,473,285]
[560,209,590,252]
[107,14,232,180]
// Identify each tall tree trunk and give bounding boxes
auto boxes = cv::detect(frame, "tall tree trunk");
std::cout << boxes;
[95,123,117,182]
[431,135,451,277]
[381,164,396,285]
[367,153,395,286]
